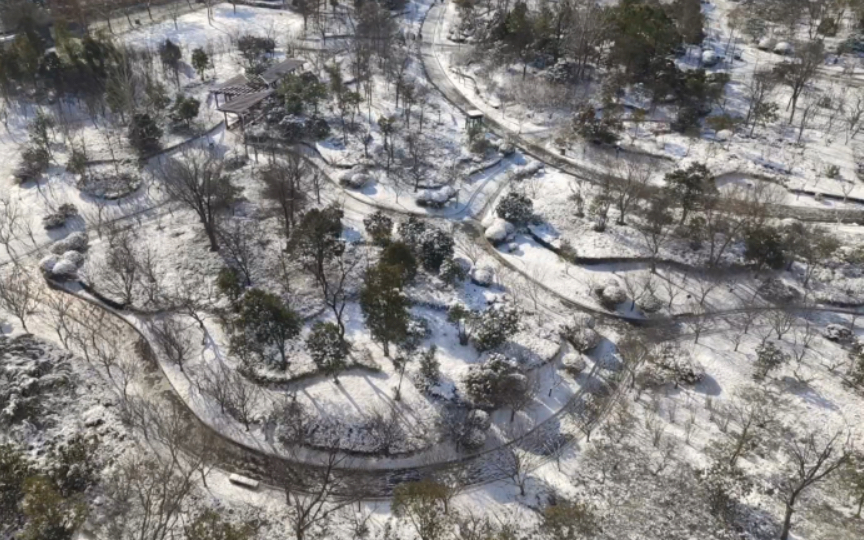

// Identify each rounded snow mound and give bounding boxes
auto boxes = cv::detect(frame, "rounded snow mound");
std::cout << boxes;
[484,218,515,244]
[470,265,495,287]
[416,186,457,208]
[50,232,88,255]
[339,170,372,189]
[561,353,588,376]
[774,42,792,55]
[701,50,719,66]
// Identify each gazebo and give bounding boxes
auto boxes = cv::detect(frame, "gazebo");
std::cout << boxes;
[217,90,274,131]
[211,74,269,106]
[466,109,484,130]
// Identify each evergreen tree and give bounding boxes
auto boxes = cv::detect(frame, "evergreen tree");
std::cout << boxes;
[744,225,786,271]
[128,113,162,157]
[306,322,351,382]
[0,444,31,532]
[191,48,210,81]
[363,210,394,246]
[663,163,716,224]
[359,263,411,357]
[170,94,200,127]
[232,289,301,370]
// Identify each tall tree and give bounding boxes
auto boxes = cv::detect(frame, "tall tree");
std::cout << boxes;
[156,150,237,251]
[260,153,308,240]
[773,40,824,123]
[359,263,411,357]
[778,430,851,540]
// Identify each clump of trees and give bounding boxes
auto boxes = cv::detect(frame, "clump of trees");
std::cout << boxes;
[396,217,456,274]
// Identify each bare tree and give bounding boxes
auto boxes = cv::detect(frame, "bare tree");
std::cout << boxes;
[96,452,199,540]
[156,149,235,251]
[492,446,542,497]
[150,317,195,373]
[260,154,308,240]
[778,429,852,540]
[92,227,146,306]
[0,266,41,331]
[768,308,797,341]
[0,195,35,262]
[223,367,262,431]
[196,362,233,415]
[41,291,76,348]
[744,69,779,136]
[217,218,261,286]
[271,447,358,540]
[843,87,864,143]
[611,158,651,225]
[717,386,778,468]
[774,40,825,124]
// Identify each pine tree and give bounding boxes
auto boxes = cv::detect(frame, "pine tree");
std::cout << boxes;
[306,322,351,382]
[359,264,411,357]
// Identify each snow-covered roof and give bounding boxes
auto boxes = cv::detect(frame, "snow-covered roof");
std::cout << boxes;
[260,58,305,85]
[217,90,274,115]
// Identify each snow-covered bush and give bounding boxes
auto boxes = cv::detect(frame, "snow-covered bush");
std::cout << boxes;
[511,162,543,180]
[823,323,853,343]
[224,152,249,172]
[61,251,86,268]
[496,191,533,225]
[439,257,468,285]
[561,353,588,376]
[566,313,596,330]
[461,409,491,449]
[474,304,520,351]
[470,265,495,287]
[50,232,89,255]
[637,293,664,314]
[364,211,393,246]
[484,218,515,244]
[462,427,487,449]
[50,259,79,279]
[42,203,79,230]
[753,341,789,381]
[416,186,457,208]
[463,353,521,408]
[78,172,141,199]
[597,284,627,309]
[339,170,372,189]
[640,343,705,388]
[498,140,515,156]
[756,278,801,304]
[418,228,455,272]
[398,216,427,246]
[563,327,601,353]
[467,409,492,431]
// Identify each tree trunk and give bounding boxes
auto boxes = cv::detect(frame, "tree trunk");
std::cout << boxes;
[780,495,798,540]
[205,225,219,251]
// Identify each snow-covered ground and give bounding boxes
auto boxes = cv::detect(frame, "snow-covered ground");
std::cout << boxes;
[2,2,864,539]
